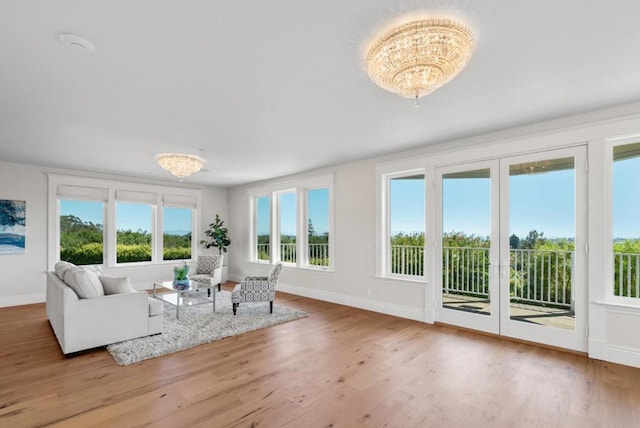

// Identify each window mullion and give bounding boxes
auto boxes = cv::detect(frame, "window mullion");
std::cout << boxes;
[106,188,116,267]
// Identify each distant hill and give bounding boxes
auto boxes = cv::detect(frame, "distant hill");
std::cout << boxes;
[164,230,191,236]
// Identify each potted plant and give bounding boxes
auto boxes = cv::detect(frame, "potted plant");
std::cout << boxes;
[173,263,190,290]
[201,214,231,255]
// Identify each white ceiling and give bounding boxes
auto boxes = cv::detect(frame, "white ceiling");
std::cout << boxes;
[1,1,639,186]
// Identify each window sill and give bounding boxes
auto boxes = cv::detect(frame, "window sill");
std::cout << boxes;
[375,275,427,288]
[593,300,640,311]
[248,261,334,273]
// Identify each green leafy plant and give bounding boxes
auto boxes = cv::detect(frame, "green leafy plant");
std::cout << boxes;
[200,214,231,254]
[174,264,189,280]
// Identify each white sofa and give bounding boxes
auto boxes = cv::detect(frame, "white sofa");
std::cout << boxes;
[46,268,163,354]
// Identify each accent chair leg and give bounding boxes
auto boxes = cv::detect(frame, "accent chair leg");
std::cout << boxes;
[233,303,237,315]
[270,301,273,314]
[207,288,211,297]
[218,282,221,292]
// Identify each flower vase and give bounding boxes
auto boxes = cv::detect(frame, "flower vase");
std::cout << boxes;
[173,264,190,290]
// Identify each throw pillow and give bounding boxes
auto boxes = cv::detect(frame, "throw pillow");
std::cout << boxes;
[84,265,104,276]
[99,276,134,295]
[54,261,75,280]
[65,267,105,299]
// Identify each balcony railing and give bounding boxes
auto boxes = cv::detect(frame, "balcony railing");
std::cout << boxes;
[391,245,424,276]
[392,245,577,309]
[510,248,573,308]
[309,243,329,267]
[257,243,270,261]
[257,243,330,266]
[442,246,491,298]
[614,252,640,298]
[280,243,296,263]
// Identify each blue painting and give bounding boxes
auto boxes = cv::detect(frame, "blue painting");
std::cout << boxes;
[0,200,26,255]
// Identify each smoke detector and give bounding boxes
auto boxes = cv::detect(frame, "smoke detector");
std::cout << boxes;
[58,33,96,53]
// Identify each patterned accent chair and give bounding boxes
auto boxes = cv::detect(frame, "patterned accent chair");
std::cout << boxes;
[190,255,223,297]
[231,262,282,315]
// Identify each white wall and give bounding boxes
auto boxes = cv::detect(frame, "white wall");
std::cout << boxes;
[0,161,49,307]
[229,160,425,321]
[227,103,640,368]
[0,160,229,307]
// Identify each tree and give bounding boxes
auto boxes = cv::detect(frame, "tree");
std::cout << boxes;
[510,234,521,249]
[521,230,545,249]
[308,218,316,238]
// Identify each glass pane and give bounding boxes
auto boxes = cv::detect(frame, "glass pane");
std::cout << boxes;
[116,203,152,263]
[279,192,297,264]
[256,196,270,261]
[163,207,192,261]
[307,188,329,267]
[390,175,425,276]
[442,169,491,315]
[509,157,575,330]
[613,143,640,298]
[59,200,104,265]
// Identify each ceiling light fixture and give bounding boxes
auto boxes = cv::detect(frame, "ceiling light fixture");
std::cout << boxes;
[156,153,205,179]
[366,17,474,106]
[58,33,96,53]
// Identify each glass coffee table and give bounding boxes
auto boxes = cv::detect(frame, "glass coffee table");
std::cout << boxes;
[152,280,215,320]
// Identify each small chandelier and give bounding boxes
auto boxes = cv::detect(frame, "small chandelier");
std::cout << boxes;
[366,17,474,104]
[156,153,205,179]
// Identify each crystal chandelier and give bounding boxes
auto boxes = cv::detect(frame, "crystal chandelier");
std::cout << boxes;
[156,153,205,179]
[366,18,474,104]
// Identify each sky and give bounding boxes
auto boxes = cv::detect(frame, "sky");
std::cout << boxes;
[390,155,640,240]
[59,153,639,241]
[439,167,575,239]
[60,201,191,233]
[257,188,329,236]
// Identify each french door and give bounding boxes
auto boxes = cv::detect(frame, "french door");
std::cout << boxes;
[434,147,587,351]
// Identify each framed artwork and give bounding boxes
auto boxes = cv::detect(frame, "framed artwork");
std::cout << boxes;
[0,200,26,255]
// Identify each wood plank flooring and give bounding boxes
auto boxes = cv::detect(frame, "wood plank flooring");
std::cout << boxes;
[2,283,640,427]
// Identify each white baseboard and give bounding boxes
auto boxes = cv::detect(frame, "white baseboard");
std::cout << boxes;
[0,293,45,308]
[277,282,426,322]
[589,338,640,368]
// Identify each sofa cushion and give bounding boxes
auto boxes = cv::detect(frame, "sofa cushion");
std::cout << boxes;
[54,261,75,280]
[148,297,164,316]
[84,265,104,276]
[65,267,105,299]
[99,276,134,295]
[190,274,213,284]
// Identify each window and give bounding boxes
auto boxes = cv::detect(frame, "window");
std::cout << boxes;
[389,174,425,277]
[307,188,330,267]
[48,175,200,269]
[59,200,105,265]
[116,202,153,263]
[163,207,193,261]
[279,192,297,264]
[612,142,640,299]
[249,175,333,269]
[256,196,271,262]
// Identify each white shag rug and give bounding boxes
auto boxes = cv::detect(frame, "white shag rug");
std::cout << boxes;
[107,290,308,365]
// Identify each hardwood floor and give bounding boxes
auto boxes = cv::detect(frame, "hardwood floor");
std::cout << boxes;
[2,283,640,427]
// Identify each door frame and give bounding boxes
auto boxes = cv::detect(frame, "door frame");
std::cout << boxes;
[434,159,501,335]
[498,146,588,352]
[434,146,588,352]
